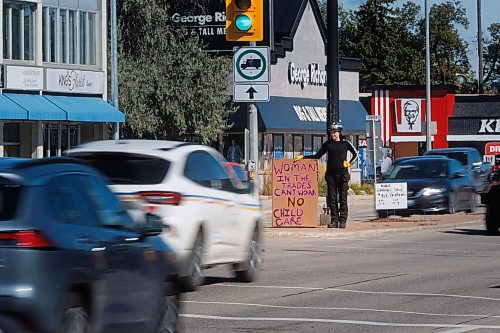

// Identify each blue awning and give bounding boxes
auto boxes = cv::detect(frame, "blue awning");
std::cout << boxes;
[0,94,29,120]
[252,96,367,134]
[44,96,125,123]
[4,93,67,121]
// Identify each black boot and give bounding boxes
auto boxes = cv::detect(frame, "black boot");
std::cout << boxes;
[339,222,346,228]
[328,221,339,228]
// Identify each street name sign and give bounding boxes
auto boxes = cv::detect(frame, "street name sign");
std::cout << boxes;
[233,83,270,102]
[233,46,270,83]
[366,115,381,121]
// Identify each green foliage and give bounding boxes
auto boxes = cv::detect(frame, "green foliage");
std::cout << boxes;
[484,23,500,92]
[116,0,236,143]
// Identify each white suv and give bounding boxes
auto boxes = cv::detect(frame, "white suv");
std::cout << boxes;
[69,140,262,291]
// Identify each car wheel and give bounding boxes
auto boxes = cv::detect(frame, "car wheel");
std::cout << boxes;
[0,314,24,333]
[182,231,204,292]
[465,191,476,213]
[156,293,180,333]
[486,204,499,235]
[377,210,388,218]
[61,293,89,333]
[235,226,261,283]
[448,192,456,214]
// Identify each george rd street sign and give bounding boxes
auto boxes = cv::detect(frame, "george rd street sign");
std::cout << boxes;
[233,83,270,102]
[233,46,270,83]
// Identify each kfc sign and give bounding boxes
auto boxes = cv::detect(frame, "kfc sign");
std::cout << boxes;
[394,99,424,133]
[478,119,500,133]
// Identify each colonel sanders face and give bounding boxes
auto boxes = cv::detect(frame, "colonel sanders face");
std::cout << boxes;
[403,100,420,130]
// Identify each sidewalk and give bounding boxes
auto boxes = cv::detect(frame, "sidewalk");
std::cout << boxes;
[260,195,486,238]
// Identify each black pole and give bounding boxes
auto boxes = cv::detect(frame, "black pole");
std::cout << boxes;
[327,0,339,133]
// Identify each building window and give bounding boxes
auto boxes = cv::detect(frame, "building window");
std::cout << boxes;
[293,135,303,158]
[304,135,312,154]
[4,123,21,157]
[3,2,36,61]
[43,6,97,65]
[43,123,79,157]
[273,134,283,159]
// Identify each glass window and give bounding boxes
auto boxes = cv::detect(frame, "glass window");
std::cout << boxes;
[184,151,232,191]
[313,136,323,153]
[43,7,58,62]
[4,123,20,143]
[68,10,77,64]
[0,179,22,221]
[293,135,303,157]
[60,9,67,62]
[304,135,312,152]
[263,134,273,153]
[79,11,87,64]
[46,175,97,227]
[88,13,96,65]
[75,153,171,185]
[79,175,136,230]
[2,2,36,61]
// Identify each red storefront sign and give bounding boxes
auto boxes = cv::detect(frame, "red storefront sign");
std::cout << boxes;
[485,142,500,155]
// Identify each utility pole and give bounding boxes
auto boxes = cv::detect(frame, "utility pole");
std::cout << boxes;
[111,0,120,140]
[327,0,340,131]
[477,0,484,94]
[425,0,432,152]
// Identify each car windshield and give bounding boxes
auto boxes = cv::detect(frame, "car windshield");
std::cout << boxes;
[0,181,22,221]
[388,160,449,179]
[75,153,170,185]
[427,152,468,165]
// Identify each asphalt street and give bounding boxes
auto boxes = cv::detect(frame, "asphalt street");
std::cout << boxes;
[179,224,500,333]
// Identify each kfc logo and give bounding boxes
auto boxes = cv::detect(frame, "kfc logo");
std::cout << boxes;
[394,99,423,133]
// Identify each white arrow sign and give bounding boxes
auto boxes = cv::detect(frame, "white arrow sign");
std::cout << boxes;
[233,83,270,102]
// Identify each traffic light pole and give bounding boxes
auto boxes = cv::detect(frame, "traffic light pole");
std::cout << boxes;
[327,0,340,131]
[248,41,259,196]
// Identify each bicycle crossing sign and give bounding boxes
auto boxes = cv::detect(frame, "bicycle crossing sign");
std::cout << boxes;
[233,46,270,83]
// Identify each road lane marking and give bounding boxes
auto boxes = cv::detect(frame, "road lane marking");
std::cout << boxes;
[182,300,500,318]
[438,327,482,333]
[217,284,500,302]
[287,244,494,255]
[180,314,499,330]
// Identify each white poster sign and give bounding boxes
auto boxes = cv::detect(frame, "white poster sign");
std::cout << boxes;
[375,182,408,210]
[5,66,44,90]
[46,69,104,94]
[395,99,422,133]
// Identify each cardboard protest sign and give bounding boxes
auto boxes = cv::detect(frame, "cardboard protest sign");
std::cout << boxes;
[375,183,408,210]
[272,159,319,228]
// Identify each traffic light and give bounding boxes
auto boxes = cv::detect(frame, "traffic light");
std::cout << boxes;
[226,0,264,42]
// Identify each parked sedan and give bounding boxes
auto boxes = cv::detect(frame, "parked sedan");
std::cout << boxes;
[482,169,500,234]
[0,158,180,333]
[377,156,476,217]
[69,140,263,292]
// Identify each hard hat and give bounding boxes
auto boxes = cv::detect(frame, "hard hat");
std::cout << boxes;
[329,121,343,132]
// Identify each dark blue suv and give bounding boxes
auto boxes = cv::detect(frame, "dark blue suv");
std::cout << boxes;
[0,158,180,333]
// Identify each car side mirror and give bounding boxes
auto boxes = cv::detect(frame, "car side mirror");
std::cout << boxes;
[472,161,482,169]
[141,213,164,237]
[452,172,465,179]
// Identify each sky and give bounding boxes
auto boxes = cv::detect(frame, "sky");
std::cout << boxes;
[340,0,499,79]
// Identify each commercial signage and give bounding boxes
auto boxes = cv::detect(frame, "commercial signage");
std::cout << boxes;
[170,0,270,53]
[485,142,500,154]
[293,105,326,122]
[449,118,500,136]
[46,69,104,94]
[394,99,424,133]
[5,66,43,90]
[272,159,319,228]
[478,119,500,133]
[288,62,327,89]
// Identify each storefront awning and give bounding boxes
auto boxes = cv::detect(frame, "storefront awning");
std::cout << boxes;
[0,94,29,120]
[255,96,367,134]
[44,96,125,123]
[4,93,67,121]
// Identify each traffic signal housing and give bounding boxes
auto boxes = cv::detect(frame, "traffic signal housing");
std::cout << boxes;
[226,0,264,42]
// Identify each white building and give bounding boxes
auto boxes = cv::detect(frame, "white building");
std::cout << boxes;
[0,0,123,158]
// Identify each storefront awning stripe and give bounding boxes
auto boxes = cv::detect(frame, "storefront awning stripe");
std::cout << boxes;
[255,97,367,134]
[4,93,67,121]
[0,94,29,120]
[44,96,125,123]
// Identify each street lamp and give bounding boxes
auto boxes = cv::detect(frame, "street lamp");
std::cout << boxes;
[425,0,432,151]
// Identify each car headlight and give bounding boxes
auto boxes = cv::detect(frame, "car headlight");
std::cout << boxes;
[421,187,446,196]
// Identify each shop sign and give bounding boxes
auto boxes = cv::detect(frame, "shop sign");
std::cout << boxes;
[292,105,326,122]
[394,99,424,133]
[358,139,367,147]
[485,142,500,154]
[46,69,104,94]
[288,62,327,89]
[5,66,43,90]
[478,119,500,133]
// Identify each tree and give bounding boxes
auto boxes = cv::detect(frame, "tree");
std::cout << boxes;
[116,0,235,143]
[483,23,500,92]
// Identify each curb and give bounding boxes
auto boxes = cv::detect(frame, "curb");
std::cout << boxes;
[263,219,484,239]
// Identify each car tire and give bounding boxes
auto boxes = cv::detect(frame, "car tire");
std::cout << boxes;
[0,314,24,333]
[156,293,180,333]
[447,192,456,214]
[181,231,204,292]
[61,294,89,333]
[377,210,388,218]
[465,191,476,213]
[235,226,261,283]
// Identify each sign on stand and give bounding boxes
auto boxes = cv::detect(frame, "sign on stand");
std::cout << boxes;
[272,159,318,228]
[375,183,408,210]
